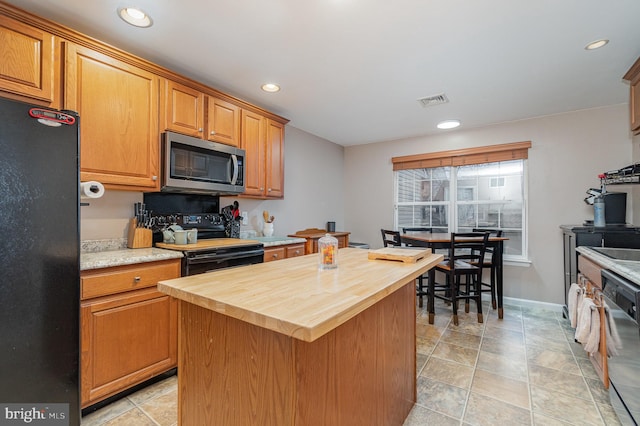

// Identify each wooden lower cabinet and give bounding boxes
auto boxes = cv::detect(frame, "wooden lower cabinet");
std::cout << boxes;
[80,260,180,408]
[263,243,305,262]
[288,229,350,254]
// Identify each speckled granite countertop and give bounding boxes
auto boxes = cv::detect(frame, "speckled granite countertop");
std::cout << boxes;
[81,238,183,271]
[244,236,307,247]
[576,246,640,283]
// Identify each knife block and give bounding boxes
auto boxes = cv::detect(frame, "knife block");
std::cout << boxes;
[127,218,153,249]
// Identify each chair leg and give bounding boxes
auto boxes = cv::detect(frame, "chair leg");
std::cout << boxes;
[427,270,435,324]
[490,266,497,310]
[475,274,483,323]
[451,274,459,326]
[464,275,470,313]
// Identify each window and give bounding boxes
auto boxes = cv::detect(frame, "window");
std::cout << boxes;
[392,142,530,261]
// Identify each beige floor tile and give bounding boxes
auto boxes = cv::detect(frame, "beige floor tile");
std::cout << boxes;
[416,352,428,376]
[431,341,479,367]
[596,402,623,426]
[485,314,523,332]
[81,398,135,426]
[402,403,460,426]
[480,335,526,358]
[416,376,467,420]
[471,369,530,409]
[416,336,437,355]
[138,390,177,426]
[421,356,475,389]
[530,385,604,425]
[103,408,156,426]
[127,375,177,405]
[440,328,482,350]
[524,333,572,353]
[476,350,528,382]
[464,392,532,425]
[526,345,581,375]
[532,412,574,425]
[528,364,590,399]
[483,326,525,344]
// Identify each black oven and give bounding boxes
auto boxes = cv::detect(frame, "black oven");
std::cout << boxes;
[182,244,264,276]
[601,269,640,425]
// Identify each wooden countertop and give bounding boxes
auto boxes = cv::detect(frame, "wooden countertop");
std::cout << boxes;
[156,238,260,251]
[158,248,442,342]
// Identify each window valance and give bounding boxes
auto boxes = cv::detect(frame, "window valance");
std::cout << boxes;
[391,141,532,171]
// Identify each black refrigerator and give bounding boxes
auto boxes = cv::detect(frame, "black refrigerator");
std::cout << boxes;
[0,98,80,425]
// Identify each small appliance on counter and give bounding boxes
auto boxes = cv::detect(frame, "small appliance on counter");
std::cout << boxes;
[584,189,627,226]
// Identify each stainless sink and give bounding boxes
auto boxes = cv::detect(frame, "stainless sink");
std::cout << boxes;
[592,247,640,262]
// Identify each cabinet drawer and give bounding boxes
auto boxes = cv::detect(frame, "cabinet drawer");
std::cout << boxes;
[81,260,181,300]
[578,255,603,289]
[264,247,286,262]
[286,244,305,258]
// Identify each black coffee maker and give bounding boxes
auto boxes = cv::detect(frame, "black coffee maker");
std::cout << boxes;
[602,192,627,225]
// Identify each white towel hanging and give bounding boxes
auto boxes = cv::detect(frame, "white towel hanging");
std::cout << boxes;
[603,301,622,357]
[575,298,596,344]
[568,282,583,328]
[583,303,600,353]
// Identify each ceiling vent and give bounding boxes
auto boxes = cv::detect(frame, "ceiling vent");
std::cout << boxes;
[417,93,449,107]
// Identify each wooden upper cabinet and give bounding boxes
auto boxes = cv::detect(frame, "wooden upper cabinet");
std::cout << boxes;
[624,57,640,135]
[163,79,204,137]
[64,43,160,190]
[265,119,285,198]
[241,109,266,196]
[0,15,57,106]
[206,96,240,146]
[240,110,285,199]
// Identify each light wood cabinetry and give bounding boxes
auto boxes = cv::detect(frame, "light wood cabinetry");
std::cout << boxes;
[288,229,351,254]
[163,79,204,137]
[207,96,240,146]
[0,14,58,106]
[263,242,305,262]
[64,43,160,190]
[80,259,180,408]
[241,110,285,198]
[624,57,640,135]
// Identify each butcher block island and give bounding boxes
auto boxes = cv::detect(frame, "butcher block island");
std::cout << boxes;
[157,247,442,426]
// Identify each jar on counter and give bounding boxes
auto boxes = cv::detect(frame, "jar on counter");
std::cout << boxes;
[318,233,338,270]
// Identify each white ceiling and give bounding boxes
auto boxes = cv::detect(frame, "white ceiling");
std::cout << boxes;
[7,0,640,146]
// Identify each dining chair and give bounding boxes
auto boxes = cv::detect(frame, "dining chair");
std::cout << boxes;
[381,229,402,247]
[380,228,429,307]
[427,232,489,325]
[472,228,503,310]
[401,227,433,305]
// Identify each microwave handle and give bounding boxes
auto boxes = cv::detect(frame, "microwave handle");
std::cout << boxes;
[230,154,239,185]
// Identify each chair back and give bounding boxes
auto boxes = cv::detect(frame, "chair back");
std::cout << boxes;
[472,228,502,258]
[381,229,402,247]
[446,232,489,269]
[402,227,433,233]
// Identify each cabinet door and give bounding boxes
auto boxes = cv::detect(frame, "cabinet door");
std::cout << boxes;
[207,96,240,146]
[80,288,177,407]
[164,80,204,137]
[64,43,160,190]
[631,78,640,134]
[241,109,266,196]
[265,119,284,198]
[0,16,56,105]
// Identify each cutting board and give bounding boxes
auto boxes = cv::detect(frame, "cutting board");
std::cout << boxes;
[367,247,432,263]
[156,238,260,251]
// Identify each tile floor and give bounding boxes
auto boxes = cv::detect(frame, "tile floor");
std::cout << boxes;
[82,298,622,426]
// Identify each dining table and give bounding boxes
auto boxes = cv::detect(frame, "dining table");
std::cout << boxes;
[401,231,508,319]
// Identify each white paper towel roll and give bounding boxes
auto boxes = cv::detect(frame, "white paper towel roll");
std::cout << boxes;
[80,181,105,199]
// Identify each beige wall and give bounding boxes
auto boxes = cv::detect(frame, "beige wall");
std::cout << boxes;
[80,126,345,241]
[344,104,632,304]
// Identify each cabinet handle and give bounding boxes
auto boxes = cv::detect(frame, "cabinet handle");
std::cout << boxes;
[268,188,272,192]
[260,187,264,191]
[151,175,158,181]
[272,253,279,259]
[210,131,216,135]
[133,276,141,283]
[294,250,300,255]
[198,128,203,132]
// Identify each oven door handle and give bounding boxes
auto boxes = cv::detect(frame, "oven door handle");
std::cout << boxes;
[188,249,264,264]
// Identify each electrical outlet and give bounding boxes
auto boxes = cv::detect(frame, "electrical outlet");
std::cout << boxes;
[242,211,248,225]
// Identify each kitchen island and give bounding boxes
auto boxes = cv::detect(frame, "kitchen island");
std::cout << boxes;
[158,247,442,425]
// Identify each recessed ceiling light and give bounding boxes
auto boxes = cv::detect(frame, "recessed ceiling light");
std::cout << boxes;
[261,83,281,93]
[437,119,461,130]
[585,39,609,50]
[118,7,153,28]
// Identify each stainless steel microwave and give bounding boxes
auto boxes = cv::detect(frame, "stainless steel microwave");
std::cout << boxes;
[161,131,245,195]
